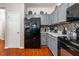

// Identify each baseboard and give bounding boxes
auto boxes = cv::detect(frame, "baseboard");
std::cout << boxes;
[5,46,8,49]
[0,38,4,40]
[20,47,24,49]
[41,45,47,47]
[5,46,24,49]
[5,45,47,49]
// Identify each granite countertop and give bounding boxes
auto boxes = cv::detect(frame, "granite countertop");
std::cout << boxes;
[47,32,67,37]
[41,31,76,38]
[41,31,67,37]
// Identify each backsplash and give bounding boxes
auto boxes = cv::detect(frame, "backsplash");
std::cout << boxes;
[41,25,50,32]
[41,22,79,32]
[56,22,79,32]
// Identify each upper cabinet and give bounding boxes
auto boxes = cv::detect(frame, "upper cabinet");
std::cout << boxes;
[51,13,54,24]
[26,3,77,25]
[51,3,69,24]
[58,3,68,23]
[51,6,58,24]
[41,14,52,25]
[54,7,58,24]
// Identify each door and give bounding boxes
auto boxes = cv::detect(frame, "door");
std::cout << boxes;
[6,12,20,48]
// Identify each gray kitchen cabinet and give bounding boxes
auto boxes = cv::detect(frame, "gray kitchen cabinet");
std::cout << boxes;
[47,34,51,49]
[45,14,52,25]
[47,33,58,56]
[48,14,52,25]
[51,3,74,24]
[53,7,58,24]
[51,36,58,56]
[47,34,51,51]
[41,14,52,25]
[41,33,47,45]
[58,3,68,22]
[51,12,55,24]
[50,13,54,24]
[41,15,47,25]
[51,6,58,24]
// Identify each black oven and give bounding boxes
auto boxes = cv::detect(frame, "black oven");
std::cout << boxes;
[58,37,79,56]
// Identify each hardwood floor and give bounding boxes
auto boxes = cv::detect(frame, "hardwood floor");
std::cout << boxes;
[0,40,53,56]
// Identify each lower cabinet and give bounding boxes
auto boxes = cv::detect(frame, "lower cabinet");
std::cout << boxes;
[41,33,47,45]
[41,33,58,56]
[47,33,58,56]
[51,37,58,56]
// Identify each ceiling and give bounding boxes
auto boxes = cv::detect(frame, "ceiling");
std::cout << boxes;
[25,3,57,8]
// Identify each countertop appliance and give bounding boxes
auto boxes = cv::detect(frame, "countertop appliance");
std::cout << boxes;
[67,3,79,22]
[24,17,41,48]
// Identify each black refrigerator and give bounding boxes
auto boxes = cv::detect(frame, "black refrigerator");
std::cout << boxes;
[24,17,41,48]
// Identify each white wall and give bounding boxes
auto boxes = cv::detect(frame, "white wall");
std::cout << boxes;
[0,3,24,48]
[25,7,55,14]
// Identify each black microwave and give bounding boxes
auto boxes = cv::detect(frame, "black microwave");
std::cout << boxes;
[67,3,79,22]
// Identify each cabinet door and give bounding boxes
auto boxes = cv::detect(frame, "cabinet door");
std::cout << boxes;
[53,7,58,24]
[45,14,52,25]
[47,34,51,49]
[47,34,58,56]
[49,14,52,25]
[41,33,47,45]
[53,37,57,56]
[41,14,52,25]
[51,36,58,56]
[41,15,47,25]
[53,11,55,24]
[51,13,54,24]
[58,4,67,22]
[48,34,50,49]
[47,34,49,47]
[49,35,52,50]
